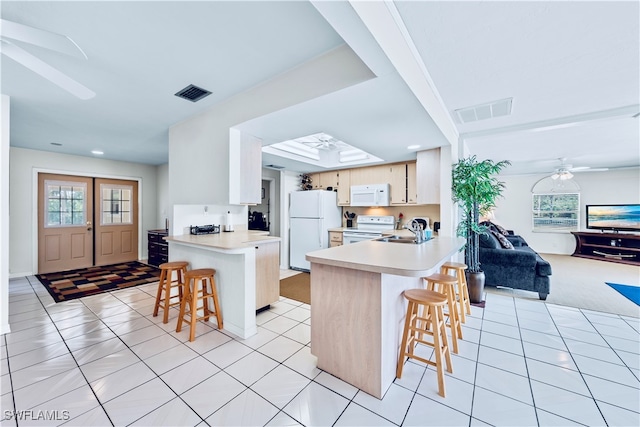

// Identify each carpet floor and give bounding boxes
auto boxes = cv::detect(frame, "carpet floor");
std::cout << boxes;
[36,261,161,303]
[485,253,640,318]
[280,272,310,305]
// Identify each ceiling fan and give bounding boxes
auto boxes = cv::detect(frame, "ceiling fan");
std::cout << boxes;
[0,18,95,100]
[550,157,608,180]
[297,133,348,151]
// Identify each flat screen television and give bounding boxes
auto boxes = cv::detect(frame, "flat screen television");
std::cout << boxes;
[586,204,640,232]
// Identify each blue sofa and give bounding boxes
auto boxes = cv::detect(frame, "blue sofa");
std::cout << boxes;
[478,224,551,300]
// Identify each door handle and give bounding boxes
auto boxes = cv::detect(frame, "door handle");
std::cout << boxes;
[87,221,92,231]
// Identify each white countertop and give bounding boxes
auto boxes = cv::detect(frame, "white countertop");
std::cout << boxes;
[306,236,465,277]
[328,227,416,238]
[165,231,280,250]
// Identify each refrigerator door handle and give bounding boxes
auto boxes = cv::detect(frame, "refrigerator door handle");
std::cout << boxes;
[318,220,322,248]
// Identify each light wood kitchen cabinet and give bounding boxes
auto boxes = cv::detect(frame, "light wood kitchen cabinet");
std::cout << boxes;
[306,157,432,206]
[407,162,417,204]
[389,163,407,205]
[309,171,339,190]
[387,161,418,205]
[229,130,262,204]
[416,148,440,204]
[329,231,343,247]
[321,171,339,189]
[350,164,389,186]
[255,242,280,310]
[308,173,321,189]
[337,169,350,205]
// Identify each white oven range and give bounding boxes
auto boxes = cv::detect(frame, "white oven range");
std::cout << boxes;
[342,215,395,244]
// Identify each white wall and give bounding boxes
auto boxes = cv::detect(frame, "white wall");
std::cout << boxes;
[157,163,170,230]
[438,144,455,238]
[262,168,282,239]
[1,95,10,334]
[494,168,640,254]
[252,180,270,217]
[9,147,160,275]
[172,204,247,236]
[168,44,375,207]
[281,170,302,269]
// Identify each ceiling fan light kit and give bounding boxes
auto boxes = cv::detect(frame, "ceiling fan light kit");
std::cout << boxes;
[551,171,573,180]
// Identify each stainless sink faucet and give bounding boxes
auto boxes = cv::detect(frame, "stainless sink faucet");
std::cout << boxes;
[405,219,425,243]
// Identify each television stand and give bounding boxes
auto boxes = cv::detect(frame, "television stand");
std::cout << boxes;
[571,231,640,266]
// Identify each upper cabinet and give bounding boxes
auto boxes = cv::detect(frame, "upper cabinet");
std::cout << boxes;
[389,163,408,205]
[407,162,417,204]
[387,162,418,205]
[308,173,321,190]
[350,165,388,186]
[304,150,440,207]
[309,171,339,190]
[320,171,339,189]
[229,129,262,204]
[416,148,440,204]
[337,169,350,205]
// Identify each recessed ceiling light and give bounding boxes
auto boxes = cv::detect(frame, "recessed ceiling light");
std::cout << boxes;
[91,150,104,155]
[50,142,62,146]
[407,145,421,150]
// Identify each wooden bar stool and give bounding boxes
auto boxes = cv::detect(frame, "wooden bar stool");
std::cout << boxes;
[441,261,472,323]
[397,288,453,397]
[424,273,463,354]
[176,268,223,341]
[153,261,189,324]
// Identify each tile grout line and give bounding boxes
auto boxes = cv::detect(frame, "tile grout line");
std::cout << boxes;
[77,285,211,426]
[23,275,117,426]
[8,276,637,426]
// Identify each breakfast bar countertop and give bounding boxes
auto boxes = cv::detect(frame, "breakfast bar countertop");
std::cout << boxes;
[165,230,280,251]
[327,227,414,237]
[306,236,465,277]
[307,235,465,399]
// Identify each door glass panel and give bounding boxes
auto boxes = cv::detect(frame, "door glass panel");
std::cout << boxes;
[100,184,133,225]
[44,180,87,228]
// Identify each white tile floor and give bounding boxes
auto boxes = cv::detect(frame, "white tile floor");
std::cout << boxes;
[1,273,639,426]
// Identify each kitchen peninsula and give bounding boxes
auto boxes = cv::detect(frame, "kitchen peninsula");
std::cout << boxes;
[165,231,280,339]
[306,236,465,398]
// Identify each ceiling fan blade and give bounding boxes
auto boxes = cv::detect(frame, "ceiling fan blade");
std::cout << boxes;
[0,19,87,59]
[1,41,95,100]
[568,166,590,172]
[574,167,609,172]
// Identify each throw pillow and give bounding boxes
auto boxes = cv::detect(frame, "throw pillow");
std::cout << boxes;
[492,222,510,236]
[479,231,500,249]
[491,230,514,249]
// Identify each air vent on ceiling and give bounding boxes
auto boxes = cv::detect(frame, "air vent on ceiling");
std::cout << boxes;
[454,98,513,124]
[265,164,285,170]
[174,84,212,102]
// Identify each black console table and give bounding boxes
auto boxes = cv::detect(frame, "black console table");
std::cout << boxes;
[148,229,169,267]
[571,231,640,266]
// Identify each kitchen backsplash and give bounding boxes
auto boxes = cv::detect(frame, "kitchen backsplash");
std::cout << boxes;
[341,205,440,230]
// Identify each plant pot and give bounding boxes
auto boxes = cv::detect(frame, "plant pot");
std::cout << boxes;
[466,271,485,304]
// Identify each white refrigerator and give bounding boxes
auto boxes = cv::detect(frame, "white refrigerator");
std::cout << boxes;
[289,190,342,271]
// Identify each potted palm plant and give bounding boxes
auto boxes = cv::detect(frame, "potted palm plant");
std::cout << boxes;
[451,156,510,303]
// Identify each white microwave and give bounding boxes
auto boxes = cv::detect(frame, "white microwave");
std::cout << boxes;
[350,184,390,207]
